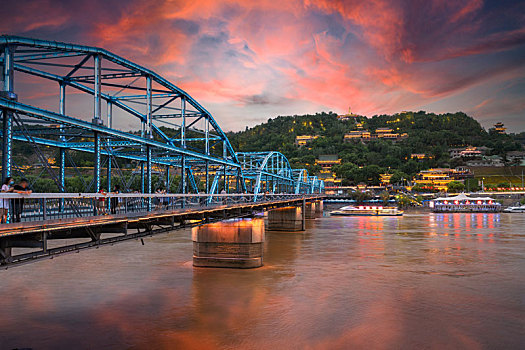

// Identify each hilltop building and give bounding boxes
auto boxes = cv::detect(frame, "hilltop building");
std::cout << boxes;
[466,155,504,167]
[344,130,371,142]
[316,155,342,187]
[318,170,342,187]
[380,173,393,186]
[413,168,473,192]
[295,135,318,146]
[344,127,407,143]
[315,155,341,169]
[449,146,490,158]
[337,107,359,121]
[409,153,434,160]
[493,122,506,134]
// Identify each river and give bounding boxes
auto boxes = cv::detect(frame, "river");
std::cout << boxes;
[0,212,524,349]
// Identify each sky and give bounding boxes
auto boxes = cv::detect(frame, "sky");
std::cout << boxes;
[2,0,525,132]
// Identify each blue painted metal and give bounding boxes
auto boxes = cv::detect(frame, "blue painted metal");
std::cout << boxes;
[1,44,14,183]
[94,132,101,193]
[146,146,152,210]
[0,35,241,164]
[0,35,323,206]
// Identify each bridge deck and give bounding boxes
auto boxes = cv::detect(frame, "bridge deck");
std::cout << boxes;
[0,197,316,238]
[0,196,325,268]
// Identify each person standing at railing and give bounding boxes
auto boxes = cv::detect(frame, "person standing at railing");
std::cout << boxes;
[110,185,120,215]
[155,188,163,209]
[11,178,32,223]
[97,188,107,215]
[1,177,14,223]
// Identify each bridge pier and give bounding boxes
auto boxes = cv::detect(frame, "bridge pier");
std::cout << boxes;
[267,206,305,231]
[304,202,317,219]
[0,239,12,265]
[192,217,264,268]
[315,200,324,216]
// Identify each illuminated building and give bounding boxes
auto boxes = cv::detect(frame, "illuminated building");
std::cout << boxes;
[337,107,359,121]
[493,122,506,134]
[295,135,318,146]
[315,155,341,169]
[410,153,431,160]
[449,146,490,158]
[380,173,392,186]
[413,168,473,192]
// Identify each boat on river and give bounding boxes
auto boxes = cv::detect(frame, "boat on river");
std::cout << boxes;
[503,204,525,213]
[330,205,403,216]
[430,193,501,213]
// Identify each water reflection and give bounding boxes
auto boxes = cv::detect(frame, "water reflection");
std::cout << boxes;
[0,214,524,349]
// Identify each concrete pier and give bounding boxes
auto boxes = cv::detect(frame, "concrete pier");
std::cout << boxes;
[192,218,264,268]
[315,200,324,216]
[267,206,305,231]
[304,202,317,219]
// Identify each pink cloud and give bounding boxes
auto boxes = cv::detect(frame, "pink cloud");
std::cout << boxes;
[2,0,525,130]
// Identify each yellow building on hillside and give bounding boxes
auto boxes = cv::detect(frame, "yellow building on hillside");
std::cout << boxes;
[295,135,319,146]
[413,168,472,191]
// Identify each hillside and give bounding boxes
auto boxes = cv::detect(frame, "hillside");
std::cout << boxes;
[227,111,523,185]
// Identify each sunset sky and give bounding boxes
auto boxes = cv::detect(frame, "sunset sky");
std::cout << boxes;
[2,0,525,132]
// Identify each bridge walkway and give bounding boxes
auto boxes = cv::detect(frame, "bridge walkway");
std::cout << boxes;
[0,193,324,267]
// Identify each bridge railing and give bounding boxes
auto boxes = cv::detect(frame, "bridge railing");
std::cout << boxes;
[0,193,324,224]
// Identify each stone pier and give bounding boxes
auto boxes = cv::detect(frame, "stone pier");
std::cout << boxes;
[192,217,264,268]
[304,202,317,219]
[315,200,324,216]
[267,206,305,231]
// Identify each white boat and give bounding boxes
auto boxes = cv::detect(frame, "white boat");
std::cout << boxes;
[503,205,525,213]
[430,193,501,213]
[330,205,403,216]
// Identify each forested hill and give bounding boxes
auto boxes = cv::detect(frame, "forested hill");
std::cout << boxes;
[227,111,522,181]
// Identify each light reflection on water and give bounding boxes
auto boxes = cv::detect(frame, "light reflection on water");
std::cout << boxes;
[0,213,524,349]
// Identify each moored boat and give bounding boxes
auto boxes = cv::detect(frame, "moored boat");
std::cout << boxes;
[503,204,525,213]
[330,205,403,216]
[430,193,501,213]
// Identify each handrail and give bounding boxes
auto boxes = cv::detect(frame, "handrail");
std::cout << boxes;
[0,193,324,199]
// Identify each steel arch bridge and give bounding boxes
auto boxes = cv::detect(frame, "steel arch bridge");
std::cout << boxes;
[0,36,323,200]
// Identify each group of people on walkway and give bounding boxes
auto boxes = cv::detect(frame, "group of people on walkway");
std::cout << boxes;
[1,177,33,223]
[96,185,121,215]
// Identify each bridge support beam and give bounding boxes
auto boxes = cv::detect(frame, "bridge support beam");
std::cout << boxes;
[1,44,15,185]
[0,238,12,265]
[267,206,305,231]
[192,217,264,268]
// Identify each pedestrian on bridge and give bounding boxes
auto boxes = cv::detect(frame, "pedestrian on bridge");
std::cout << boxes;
[1,177,14,224]
[111,185,120,214]
[97,188,107,215]
[11,178,32,223]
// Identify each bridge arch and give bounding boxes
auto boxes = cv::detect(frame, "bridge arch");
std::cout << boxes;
[237,152,297,200]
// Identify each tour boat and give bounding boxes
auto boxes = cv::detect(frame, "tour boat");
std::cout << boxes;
[430,193,501,213]
[330,205,403,216]
[503,204,525,213]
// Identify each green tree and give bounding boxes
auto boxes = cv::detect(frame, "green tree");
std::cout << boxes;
[389,170,409,185]
[464,178,480,192]
[447,181,465,193]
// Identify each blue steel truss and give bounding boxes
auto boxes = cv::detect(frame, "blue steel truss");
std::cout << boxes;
[0,35,323,202]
